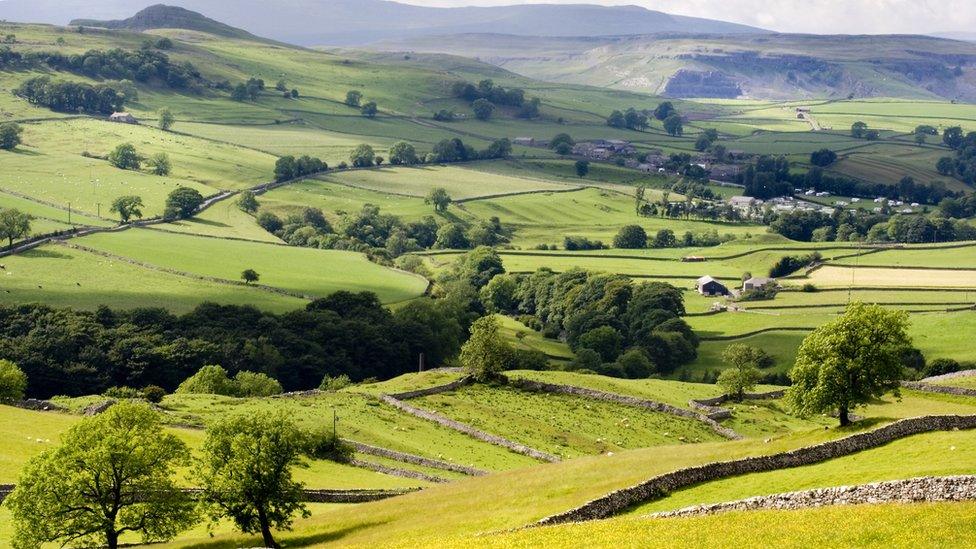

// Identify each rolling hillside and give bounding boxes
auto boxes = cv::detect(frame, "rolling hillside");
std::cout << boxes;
[0,0,765,45]
[373,33,976,101]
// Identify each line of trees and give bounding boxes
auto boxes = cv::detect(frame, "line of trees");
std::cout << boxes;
[450,79,541,120]
[1,46,206,91]
[6,400,340,548]
[937,126,976,185]
[15,76,125,114]
[481,269,698,377]
[0,292,473,399]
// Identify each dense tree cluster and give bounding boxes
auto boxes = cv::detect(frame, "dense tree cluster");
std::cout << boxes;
[273,155,327,182]
[606,108,649,131]
[936,126,976,185]
[2,47,205,91]
[15,76,124,114]
[0,293,472,398]
[450,79,541,119]
[768,207,976,243]
[483,270,697,377]
[741,155,957,205]
[768,252,822,277]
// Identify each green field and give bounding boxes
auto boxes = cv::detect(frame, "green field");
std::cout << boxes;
[75,229,429,303]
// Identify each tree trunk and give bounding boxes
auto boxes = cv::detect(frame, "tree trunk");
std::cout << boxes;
[838,406,850,427]
[259,509,278,549]
[106,529,119,549]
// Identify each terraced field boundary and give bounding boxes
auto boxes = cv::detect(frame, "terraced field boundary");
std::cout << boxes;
[901,381,976,398]
[647,476,976,519]
[687,390,786,419]
[0,485,416,504]
[379,393,560,463]
[535,414,976,526]
[348,439,488,476]
[698,326,814,341]
[349,458,449,483]
[509,378,741,440]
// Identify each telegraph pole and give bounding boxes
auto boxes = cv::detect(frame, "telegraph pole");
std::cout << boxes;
[418,352,425,373]
[67,202,71,225]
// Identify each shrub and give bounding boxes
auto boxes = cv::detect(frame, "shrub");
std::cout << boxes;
[319,374,351,392]
[305,429,354,463]
[0,359,27,401]
[232,371,282,397]
[141,385,167,403]
[924,357,961,378]
[613,225,647,249]
[801,283,818,292]
[511,349,549,371]
[103,386,141,399]
[176,365,234,395]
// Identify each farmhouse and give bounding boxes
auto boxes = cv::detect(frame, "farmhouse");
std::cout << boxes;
[729,196,762,211]
[709,164,740,181]
[109,112,138,124]
[696,275,730,296]
[743,277,777,291]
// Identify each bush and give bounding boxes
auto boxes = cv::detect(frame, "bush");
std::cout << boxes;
[801,283,818,292]
[176,365,234,395]
[613,225,647,249]
[319,374,351,392]
[511,349,549,371]
[103,386,141,399]
[233,371,282,397]
[108,143,140,170]
[923,358,961,378]
[0,359,27,401]
[306,429,354,463]
[141,385,167,403]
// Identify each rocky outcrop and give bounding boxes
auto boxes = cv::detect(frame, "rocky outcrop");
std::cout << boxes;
[348,440,487,476]
[510,378,741,440]
[536,414,976,526]
[10,399,66,412]
[648,476,976,518]
[379,394,560,463]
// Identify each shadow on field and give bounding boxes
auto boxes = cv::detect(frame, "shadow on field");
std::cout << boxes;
[174,521,389,548]
[25,248,72,259]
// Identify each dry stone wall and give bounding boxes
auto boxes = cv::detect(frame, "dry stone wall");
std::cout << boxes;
[902,381,976,398]
[348,440,487,476]
[510,378,741,440]
[0,485,416,504]
[350,458,448,483]
[387,376,473,400]
[536,414,976,526]
[379,394,560,462]
[920,370,976,383]
[648,476,976,518]
[688,389,787,421]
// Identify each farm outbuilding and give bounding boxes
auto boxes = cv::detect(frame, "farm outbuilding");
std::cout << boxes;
[743,277,777,291]
[109,112,138,124]
[696,275,730,296]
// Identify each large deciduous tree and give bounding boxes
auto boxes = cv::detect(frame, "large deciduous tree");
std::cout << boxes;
[0,122,23,150]
[195,411,310,549]
[717,343,769,401]
[108,142,140,170]
[164,186,204,220]
[110,195,144,223]
[5,402,196,549]
[785,303,911,426]
[0,208,31,247]
[425,187,452,213]
[459,315,512,382]
[0,359,27,401]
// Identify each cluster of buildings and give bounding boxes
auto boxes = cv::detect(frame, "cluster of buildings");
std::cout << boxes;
[728,195,836,216]
[108,112,138,124]
[695,275,777,298]
[571,139,637,160]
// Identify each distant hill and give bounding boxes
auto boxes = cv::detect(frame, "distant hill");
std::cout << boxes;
[70,4,258,40]
[374,32,976,101]
[0,0,766,45]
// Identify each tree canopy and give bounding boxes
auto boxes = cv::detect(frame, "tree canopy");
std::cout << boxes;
[195,410,310,548]
[6,402,196,549]
[785,303,912,426]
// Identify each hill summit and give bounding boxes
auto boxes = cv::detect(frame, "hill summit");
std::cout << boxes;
[69,4,257,40]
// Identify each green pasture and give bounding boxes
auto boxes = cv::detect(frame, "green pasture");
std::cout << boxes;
[805,265,976,288]
[0,245,306,313]
[497,315,575,360]
[632,428,976,515]
[829,245,976,269]
[462,502,976,548]
[75,229,429,303]
[259,178,436,223]
[0,190,112,228]
[932,376,976,389]
[160,198,283,243]
[162,392,536,471]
